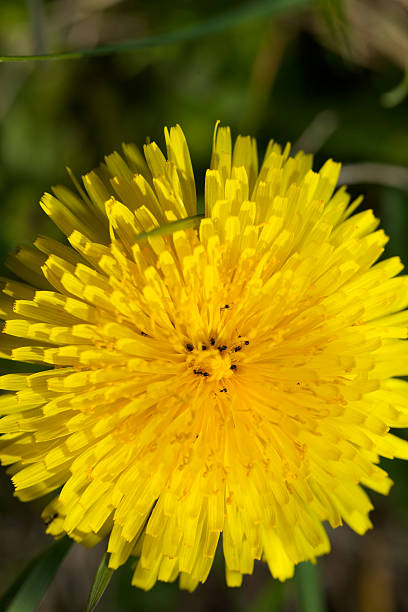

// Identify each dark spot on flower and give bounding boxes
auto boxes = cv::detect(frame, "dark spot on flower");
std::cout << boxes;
[202,345,207,351]
[186,343,194,352]
[230,364,237,370]
[210,338,215,346]
[244,340,249,345]
[44,513,58,525]
[234,346,242,352]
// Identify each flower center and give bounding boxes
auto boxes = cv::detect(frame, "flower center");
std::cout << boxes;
[185,337,249,383]
[192,349,233,382]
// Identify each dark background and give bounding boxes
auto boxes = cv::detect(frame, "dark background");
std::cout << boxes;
[1,1,408,610]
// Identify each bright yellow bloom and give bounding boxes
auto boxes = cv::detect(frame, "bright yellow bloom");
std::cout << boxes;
[1,123,408,591]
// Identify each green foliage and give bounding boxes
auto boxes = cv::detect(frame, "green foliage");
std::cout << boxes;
[0,537,72,612]
[86,553,114,612]
[0,0,311,62]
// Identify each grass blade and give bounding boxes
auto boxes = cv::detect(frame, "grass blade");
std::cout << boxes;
[134,214,204,243]
[0,0,311,62]
[1,536,72,612]
[86,553,114,612]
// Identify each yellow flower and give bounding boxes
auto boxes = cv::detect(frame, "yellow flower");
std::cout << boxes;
[1,123,408,591]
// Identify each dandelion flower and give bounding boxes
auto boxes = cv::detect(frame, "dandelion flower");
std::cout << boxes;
[1,123,408,591]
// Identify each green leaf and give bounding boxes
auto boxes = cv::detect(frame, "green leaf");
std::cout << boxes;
[134,214,204,243]
[0,0,311,62]
[1,536,72,612]
[296,561,327,612]
[86,552,114,612]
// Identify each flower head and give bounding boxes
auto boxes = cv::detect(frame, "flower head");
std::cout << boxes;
[1,123,408,590]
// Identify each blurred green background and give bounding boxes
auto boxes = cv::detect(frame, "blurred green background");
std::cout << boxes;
[1,0,408,610]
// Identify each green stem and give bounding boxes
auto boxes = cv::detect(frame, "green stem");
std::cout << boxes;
[296,561,327,612]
